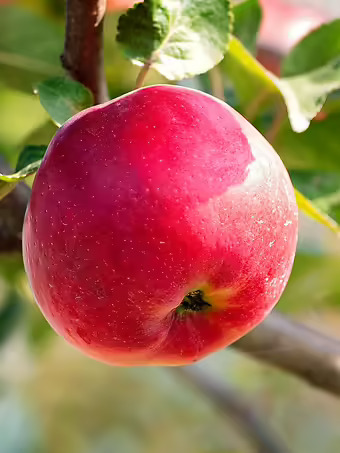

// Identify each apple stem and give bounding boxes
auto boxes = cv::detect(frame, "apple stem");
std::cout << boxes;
[136,60,152,89]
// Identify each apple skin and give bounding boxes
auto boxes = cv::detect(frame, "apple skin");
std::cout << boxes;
[23,85,298,366]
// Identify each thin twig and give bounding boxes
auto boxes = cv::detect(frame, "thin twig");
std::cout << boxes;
[265,103,287,143]
[136,60,152,90]
[234,311,340,396]
[61,0,109,104]
[244,89,271,121]
[175,366,291,453]
[208,66,225,101]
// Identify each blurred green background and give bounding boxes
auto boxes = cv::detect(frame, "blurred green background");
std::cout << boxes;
[0,1,340,452]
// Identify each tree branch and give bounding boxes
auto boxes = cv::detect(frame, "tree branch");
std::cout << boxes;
[233,311,340,396]
[61,0,109,104]
[175,366,291,453]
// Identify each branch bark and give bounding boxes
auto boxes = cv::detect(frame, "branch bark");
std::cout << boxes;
[233,311,340,396]
[61,0,109,104]
[175,366,291,453]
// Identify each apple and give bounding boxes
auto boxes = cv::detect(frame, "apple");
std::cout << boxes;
[23,85,298,366]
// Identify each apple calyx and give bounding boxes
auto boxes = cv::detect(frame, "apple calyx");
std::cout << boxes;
[176,289,212,315]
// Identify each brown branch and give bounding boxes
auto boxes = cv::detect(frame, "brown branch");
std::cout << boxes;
[175,366,291,453]
[233,311,340,396]
[61,0,109,104]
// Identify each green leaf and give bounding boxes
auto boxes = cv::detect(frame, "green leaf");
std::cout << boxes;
[221,37,279,117]
[290,170,340,201]
[35,76,93,126]
[0,6,63,92]
[278,56,340,132]
[0,159,42,201]
[15,145,47,172]
[277,20,340,131]
[117,0,233,80]
[223,37,340,132]
[232,0,262,54]
[282,19,340,77]
[295,189,339,236]
[291,170,340,224]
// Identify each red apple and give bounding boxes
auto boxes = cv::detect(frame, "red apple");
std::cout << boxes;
[23,85,298,366]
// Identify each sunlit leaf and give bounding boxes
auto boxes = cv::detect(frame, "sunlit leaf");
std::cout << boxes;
[291,170,340,225]
[222,37,279,116]
[295,189,339,235]
[278,56,340,132]
[223,37,340,132]
[0,159,42,200]
[117,0,232,80]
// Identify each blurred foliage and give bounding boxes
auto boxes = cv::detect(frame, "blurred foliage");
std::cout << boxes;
[274,114,340,171]
[233,0,262,54]
[0,391,43,453]
[0,1,340,453]
[0,6,63,93]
